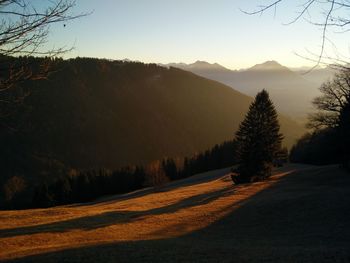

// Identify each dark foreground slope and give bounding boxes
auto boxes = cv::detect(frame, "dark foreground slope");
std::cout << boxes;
[1,58,302,181]
[1,165,349,262]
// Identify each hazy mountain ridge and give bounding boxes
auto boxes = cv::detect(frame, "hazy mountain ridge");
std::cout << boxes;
[166,60,335,118]
[161,60,229,72]
[291,67,336,86]
[248,60,289,71]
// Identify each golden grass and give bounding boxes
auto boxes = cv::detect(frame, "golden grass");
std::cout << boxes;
[0,164,344,262]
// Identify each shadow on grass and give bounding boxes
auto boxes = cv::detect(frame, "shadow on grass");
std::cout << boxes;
[0,185,234,238]
[70,167,232,208]
[4,166,350,263]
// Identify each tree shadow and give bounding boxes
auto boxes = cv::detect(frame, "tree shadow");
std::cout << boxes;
[70,167,232,207]
[0,184,234,238]
[4,165,350,262]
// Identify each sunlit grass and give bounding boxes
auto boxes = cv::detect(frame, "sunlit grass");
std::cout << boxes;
[0,165,329,261]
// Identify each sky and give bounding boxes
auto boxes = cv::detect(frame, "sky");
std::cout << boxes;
[44,0,349,70]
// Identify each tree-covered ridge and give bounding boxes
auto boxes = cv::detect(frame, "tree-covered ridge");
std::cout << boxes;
[0,57,303,209]
[2,57,251,169]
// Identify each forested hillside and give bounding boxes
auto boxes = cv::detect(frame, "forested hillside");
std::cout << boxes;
[0,57,303,207]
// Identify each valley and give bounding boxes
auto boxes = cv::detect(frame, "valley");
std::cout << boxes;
[167,60,335,118]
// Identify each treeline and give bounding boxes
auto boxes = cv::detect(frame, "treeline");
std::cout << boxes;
[32,167,146,207]
[290,129,341,165]
[181,140,237,178]
[290,69,350,168]
[27,140,237,208]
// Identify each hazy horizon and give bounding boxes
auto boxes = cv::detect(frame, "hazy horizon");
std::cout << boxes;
[58,57,328,72]
[42,0,348,70]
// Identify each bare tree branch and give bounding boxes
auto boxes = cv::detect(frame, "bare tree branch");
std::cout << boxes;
[243,0,350,69]
[308,69,350,129]
[0,0,88,127]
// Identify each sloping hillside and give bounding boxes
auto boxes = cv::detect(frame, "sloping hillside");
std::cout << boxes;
[1,58,302,180]
[1,164,349,262]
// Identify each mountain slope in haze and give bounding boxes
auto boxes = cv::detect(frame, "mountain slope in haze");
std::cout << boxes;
[1,58,303,188]
[291,66,335,87]
[169,60,335,118]
[248,60,289,71]
[164,60,229,71]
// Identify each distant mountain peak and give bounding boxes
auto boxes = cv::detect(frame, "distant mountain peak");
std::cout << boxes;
[189,61,228,71]
[193,60,208,64]
[164,60,229,71]
[249,60,287,71]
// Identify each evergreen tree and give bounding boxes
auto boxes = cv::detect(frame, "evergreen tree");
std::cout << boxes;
[233,90,283,184]
[162,159,178,180]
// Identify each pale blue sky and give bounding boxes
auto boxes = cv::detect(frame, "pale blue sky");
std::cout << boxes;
[45,0,349,70]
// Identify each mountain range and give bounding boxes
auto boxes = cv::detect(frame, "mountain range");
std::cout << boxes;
[164,60,335,118]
